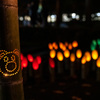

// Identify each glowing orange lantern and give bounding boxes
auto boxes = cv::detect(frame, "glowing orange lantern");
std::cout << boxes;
[76,49,82,59]
[32,60,39,70]
[50,49,56,58]
[96,57,100,68]
[59,42,64,50]
[92,50,98,60]
[70,53,75,62]
[72,41,78,48]
[68,43,72,50]
[81,56,86,64]
[27,54,34,62]
[62,45,66,51]
[52,42,56,47]
[54,44,58,50]
[57,51,64,61]
[84,51,91,62]
[48,43,53,50]
[49,58,55,68]
[65,42,68,47]
[36,56,42,64]
[64,49,70,58]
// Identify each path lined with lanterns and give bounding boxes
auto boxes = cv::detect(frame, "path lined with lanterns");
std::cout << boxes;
[20,40,100,100]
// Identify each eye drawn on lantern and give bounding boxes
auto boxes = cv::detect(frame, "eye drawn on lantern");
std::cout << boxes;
[0,49,20,76]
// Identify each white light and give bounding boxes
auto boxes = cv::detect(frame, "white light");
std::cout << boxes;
[47,15,51,23]
[71,13,76,19]
[51,15,57,22]
[19,16,23,21]
[24,16,31,21]
[96,12,100,16]
[76,15,80,20]
[62,14,71,22]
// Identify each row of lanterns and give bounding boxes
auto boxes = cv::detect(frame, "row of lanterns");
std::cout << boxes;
[48,40,100,81]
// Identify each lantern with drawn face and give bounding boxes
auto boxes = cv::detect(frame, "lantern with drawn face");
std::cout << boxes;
[0,49,20,76]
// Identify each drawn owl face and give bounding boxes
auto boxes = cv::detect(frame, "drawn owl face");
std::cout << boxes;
[0,49,20,76]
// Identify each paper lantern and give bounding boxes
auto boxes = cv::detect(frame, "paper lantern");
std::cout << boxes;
[68,43,72,50]
[48,43,53,50]
[76,49,82,59]
[21,57,28,68]
[57,51,64,61]
[62,45,66,51]
[49,58,55,68]
[32,60,39,70]
[64,49,70,58]
[27,54,34,62]
[81,56,86,64]
[96,57,100,68]
[72,41,78,48]
[70,53,75,62]
[84,51,91,62]
[91,50,98,60]
[50,49,56,58]
[36,56,42,64]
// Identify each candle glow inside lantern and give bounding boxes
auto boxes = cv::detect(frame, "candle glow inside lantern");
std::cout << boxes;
[64,49,70,58]
[27,54,34,62]
[61,45,66,51]
[76,49,82,59]
[68,43,72,50]
[48,43,53,50]
[21,57,28,68]
[81,56,86,64]
[96,57,100,68]
[91,50,98,60]
[49,58,55,68]
[57,51,64,61]
[72,41,78,48]
[32,59,39,70]
[59,42,64,50]
[50,49,56,58]
[36,56,42,64]
[84,51,91,62]
[70,53,75,62]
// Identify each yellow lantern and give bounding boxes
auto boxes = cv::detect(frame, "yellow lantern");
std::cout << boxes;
[70,53,75,62]
[50,49,56,58]
[91,50,98,60]
[68,43,72,50]
[84,51,91,62]
[96,57,100,68]
[65,42,68,47]
[64,49,70,58]
[81,56,86,64]
[57,51,64,61]
[48,43,53,50]
[72,41,78,48]
[76,49,82,59]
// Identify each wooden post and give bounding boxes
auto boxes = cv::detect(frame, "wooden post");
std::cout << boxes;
[0,0,24,100]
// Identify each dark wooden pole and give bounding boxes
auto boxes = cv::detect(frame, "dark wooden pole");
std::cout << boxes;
[0,0,24,100]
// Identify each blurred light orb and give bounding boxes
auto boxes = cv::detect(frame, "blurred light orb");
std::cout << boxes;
[84,51,91,62]
[57,51,64,61]
[59,42,64,50]
[92,50,98,60]
[72,41,78,48]
[81,56,86,64]
[68,43,72,50]
[48,43,53,50]
[49,58,55,68]
[20,53,24,60]
[64,49,70,58]
[76,49,82,59]
[50,49,56,58]
[65,42,68,47]
[96,57,100,68]
[36,56,42,64]
[27,54,34,62]
[70,53,75,62]
[32,60,39,70]
[21,57,28,68]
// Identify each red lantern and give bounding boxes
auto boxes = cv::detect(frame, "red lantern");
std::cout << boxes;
[32,60,39,70]
[21,57,28,68]
[36,56,42,64]
[27,54,34,62]
[49,58,55,68]
[20,53,24,60]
